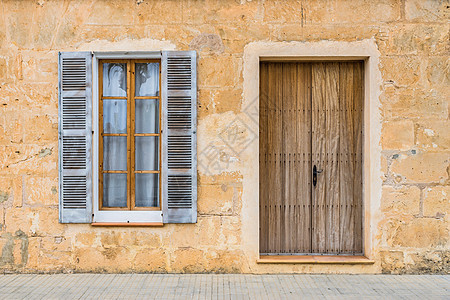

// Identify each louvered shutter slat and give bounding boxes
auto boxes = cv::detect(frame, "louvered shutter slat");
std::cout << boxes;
[58,52,92,223]
[162,51,197,223]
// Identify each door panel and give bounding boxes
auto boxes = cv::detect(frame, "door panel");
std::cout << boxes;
[259,62,311,254]
[259,61,363,255]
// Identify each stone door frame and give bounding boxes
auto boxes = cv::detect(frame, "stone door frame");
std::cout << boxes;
[241,40,383,266]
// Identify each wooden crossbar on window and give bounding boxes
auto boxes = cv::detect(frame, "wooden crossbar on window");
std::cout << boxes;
[99,59,162,211]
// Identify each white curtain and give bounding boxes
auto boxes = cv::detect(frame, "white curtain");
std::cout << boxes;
[135,63,159,96]
[103,63,127,97]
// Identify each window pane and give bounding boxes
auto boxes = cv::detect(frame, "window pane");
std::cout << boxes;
[103,63,127,97]
[103,136,127,171]
[103,173,127,207]
[103,100,127,134]
[135,173,159,207]
[135,136,158,171]
[135,99,159,134]
[135,63,159,97]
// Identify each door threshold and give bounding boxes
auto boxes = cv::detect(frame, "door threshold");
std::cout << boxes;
[257,255,374,264]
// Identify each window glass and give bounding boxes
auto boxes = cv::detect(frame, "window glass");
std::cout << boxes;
[135,99,159,134]
[103,174,127,207]
[135,63,159,97]
[135,136,159,171]
[103,100,127,133]
[103,136,127,171]
[135,173,159,207]
[103,63,127,97]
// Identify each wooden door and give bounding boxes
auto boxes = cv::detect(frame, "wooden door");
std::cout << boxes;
[259,61,363,255]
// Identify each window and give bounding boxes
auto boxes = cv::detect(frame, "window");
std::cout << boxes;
[99,60,161,211]
[58,51,197,224]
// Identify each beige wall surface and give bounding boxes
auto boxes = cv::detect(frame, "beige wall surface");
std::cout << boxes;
[0,0,448,274]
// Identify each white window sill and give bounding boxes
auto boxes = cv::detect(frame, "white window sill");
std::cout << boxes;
[93,210,163,223]
[91,222,163,227]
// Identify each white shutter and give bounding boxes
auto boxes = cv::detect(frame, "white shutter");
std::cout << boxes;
[58,52,93,223]
[162,51,197,223]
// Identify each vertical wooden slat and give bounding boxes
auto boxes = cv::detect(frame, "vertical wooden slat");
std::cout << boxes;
[297,63,312,253]
[311,63,327,253]
[275,63,283,254]
[353,61,364,254]
[267,62,276,254]
[259,62,269,254]
[339,62,355,253]
[324,63,340,253]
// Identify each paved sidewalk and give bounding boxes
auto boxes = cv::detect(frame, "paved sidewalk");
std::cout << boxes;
[0,274,448,299]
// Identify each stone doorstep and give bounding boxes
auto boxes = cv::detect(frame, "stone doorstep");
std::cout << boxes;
[257,255,375,264]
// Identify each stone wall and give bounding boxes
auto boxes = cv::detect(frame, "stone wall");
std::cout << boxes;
[0,0,448,273]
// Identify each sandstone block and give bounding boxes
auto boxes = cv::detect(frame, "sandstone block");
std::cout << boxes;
[381,186,421,215]
[170,248,206,273]
[135,0,182,25]
[405,0,448,22]
[0,110,23,144]
[198,55,239,88]
[25,237,40,269]
[40,236,72,253]
[4,207,33,235]
[74,246,132,272]
[0,176,13,205]
[121,231,161,248]
[4,1,34,49]
[381,120,414,151]
[206,249,244,273]
[197,217,222,246]
[220,216,242,246]
[12,176,22,207]
[183,0,259,25]
[425,57,450,89]
[25,176,58,206]
[390,152,449,184]
[133,248,167,272]
[377,24,449,57]
[403,250,450,273]
[169,223,199,248]
[380,56,422,87]
[0,58,7,81]
[381,87,448,120]
[264,0,400,24]
[198,184,234,215]
[390,218,448,248]
[23,114,57,144]
[34,207,65,236]
[198,171,243,186]
[423,186,450,218]
[38,250,72,270]
[416,120,450,151]
[75,232,98,247]
[86,0,136,26]
[380,250,405,274]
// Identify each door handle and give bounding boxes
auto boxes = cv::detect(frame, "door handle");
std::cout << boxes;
[313,165,323,187]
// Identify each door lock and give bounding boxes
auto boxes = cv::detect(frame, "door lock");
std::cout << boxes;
[313,165,323,187]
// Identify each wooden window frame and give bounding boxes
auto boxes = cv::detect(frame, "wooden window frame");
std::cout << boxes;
[98,59,162,211]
